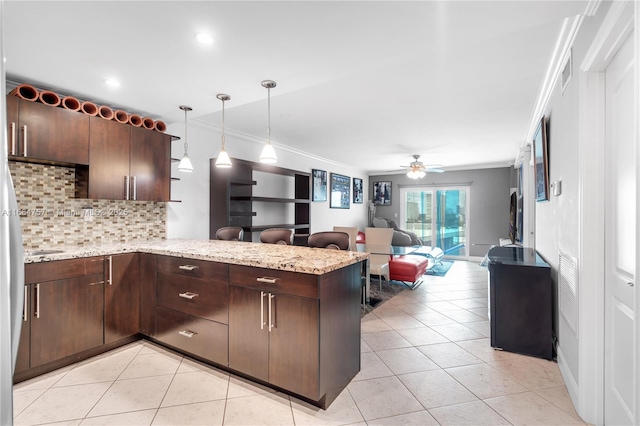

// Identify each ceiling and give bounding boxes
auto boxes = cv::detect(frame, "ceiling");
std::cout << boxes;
[3,1,589,175]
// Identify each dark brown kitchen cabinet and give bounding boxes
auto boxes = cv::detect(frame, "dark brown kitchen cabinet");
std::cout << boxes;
[130,126,171,202]
[105,253,140,344]
[228,285,319,398]
[15,257,105,374]
[6,95,18,157]
[80,118,171,201]
[227,262,362,408]
[228,265,324,401]
[14,284,31,374]
[29,274,104,367]
[154,255,229,366]
[6,96,89,165]
[138,253,157,337]
[86,117,131,200]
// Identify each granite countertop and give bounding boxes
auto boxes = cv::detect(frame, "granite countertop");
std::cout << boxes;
[23,239,369,275]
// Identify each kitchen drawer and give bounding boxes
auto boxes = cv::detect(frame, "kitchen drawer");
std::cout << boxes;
[229,265,318,299]
[26,256,104,284]
[156,255,227,280]
[157,272,228,324]
[156,306,228,366]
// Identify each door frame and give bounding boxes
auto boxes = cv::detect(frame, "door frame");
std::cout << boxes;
[577,1,638,424]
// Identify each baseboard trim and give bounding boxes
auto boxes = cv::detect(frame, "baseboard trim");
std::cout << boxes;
[556,345,580,412]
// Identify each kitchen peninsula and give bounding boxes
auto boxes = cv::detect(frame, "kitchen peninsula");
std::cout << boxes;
[18,239,368,409]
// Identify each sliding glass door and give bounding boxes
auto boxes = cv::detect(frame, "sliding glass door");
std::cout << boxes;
[400,186,469,259]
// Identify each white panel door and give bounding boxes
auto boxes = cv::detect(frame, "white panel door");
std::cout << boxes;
[604,31,637,426]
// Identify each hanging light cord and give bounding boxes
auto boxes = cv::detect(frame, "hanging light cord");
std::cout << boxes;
[267,86,271,144]
[221,98,226,148]
[183,108,189,155]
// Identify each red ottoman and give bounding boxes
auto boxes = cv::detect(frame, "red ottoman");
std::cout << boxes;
[389,255,428,289]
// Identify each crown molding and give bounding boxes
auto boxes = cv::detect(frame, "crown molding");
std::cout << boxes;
[522,14,585,148]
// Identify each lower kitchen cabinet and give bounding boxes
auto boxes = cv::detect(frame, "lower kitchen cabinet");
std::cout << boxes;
[156,306,228,365]
[138,253,157,337]
[228,285,319,399]
[14,285,31,374]
[105,253,140,344]
[16,257,105,375]
[30,274,104,368]
[154,255,229,366]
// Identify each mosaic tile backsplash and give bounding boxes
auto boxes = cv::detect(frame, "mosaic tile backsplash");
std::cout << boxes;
[9,162,167,249]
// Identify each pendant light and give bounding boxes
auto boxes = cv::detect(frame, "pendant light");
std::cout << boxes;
[215,94,232,168]
[177,105,194,172]
[259,80,277,164]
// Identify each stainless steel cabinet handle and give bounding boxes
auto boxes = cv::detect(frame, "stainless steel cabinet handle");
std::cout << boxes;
[125,176,130,200]
[268,293,275,332]
[179,265,198,271]
[35,283,40,319]
[10,122,16,155]
[179,291,199,299]
[22,125,27,157]
[88,281,104,286]
[108,255,113,285]
[178,330,195,338]
[23,286,27,322]
[260,291,266,330]
[257,277,277,284]
[132,176,137,200]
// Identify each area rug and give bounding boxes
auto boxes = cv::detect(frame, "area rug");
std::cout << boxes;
[426,259,454,277]
[362,280,408,316]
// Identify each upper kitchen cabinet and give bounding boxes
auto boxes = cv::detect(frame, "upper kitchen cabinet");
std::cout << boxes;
[130,126,171,202]
[77,117,172,201]
[6,96,89,165]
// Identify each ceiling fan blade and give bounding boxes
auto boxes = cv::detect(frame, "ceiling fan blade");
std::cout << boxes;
[425,167,445,173]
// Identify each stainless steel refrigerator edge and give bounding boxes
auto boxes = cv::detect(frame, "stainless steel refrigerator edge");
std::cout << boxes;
[1,0,26,424]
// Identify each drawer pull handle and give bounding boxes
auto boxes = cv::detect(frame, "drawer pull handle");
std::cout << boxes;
[179,291,199,300]
[88,281,104,286]
[179,265,199,271]
[178,330,196,338]
[257,277,277,284]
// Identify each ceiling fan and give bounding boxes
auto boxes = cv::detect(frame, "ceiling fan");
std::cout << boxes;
[395,155,444,178]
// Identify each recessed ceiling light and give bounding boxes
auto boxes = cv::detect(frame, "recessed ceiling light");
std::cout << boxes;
[195,32,214,45]
[104,78,120,87]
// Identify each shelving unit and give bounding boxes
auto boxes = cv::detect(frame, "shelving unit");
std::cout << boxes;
[170,152,182,202]
[210,158,311,243]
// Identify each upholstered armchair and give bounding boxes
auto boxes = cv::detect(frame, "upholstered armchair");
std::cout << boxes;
[372,217,422,246]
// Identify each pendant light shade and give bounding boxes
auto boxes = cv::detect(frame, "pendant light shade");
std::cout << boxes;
[178,105,194,173]
[215,94,232,168]
[259,80,277,164]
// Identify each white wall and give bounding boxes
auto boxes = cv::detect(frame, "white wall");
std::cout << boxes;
[166,120,369,240]
[530,2,611,424]
[369,167,512,258]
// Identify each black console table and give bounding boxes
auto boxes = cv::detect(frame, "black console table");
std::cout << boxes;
[487,246,553,360]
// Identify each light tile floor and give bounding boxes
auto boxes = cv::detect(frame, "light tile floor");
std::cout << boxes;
[13,261,589,425]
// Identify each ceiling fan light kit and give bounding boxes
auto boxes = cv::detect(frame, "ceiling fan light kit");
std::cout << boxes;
[400,154,445,178]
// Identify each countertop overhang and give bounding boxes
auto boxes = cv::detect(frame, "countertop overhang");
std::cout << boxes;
[23,239,369,275]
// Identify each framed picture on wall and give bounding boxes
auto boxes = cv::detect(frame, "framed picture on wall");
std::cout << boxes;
[533,116,549,202]
[330,173,350,209]
[312,169,327,202]
[373,181,391,206]
[353,178,363,204]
